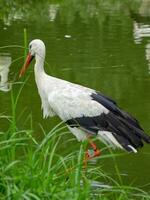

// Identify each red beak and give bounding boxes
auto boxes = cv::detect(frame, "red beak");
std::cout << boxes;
[19,53,34,78]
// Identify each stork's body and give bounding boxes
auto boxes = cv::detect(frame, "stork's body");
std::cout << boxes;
[20,39,150,160]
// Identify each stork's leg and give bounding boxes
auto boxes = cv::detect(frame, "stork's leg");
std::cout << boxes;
[84,138,101,168]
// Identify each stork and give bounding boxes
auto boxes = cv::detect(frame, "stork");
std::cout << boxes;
[19,39,150,164]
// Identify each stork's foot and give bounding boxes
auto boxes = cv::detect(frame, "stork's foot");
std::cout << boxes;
[83,140,101,168]
[85,148,101,159]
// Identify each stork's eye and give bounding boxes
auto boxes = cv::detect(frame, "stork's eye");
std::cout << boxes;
[29,44,32,49]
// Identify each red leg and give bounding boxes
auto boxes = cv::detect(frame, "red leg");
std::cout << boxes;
[84,138,101,168]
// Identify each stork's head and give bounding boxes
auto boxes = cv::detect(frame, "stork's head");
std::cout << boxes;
[19,39,45,77]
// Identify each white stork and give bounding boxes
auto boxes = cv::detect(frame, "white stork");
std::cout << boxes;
[19,39,150,163]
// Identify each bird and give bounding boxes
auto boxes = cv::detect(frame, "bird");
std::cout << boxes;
[19,39,150,164]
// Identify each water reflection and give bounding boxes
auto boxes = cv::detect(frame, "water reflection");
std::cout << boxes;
[49,4,59,21]
[139,0,150,17]
[133,22,150,44]
[81,180,111,190]
[132,0,150,73]
[0,53,11,92]
[146,43,150,73]
[0,1,141,26]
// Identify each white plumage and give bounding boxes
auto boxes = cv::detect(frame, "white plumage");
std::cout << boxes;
[19,39,150,154]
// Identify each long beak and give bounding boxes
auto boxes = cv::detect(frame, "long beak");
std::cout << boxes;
[19,53,34,78]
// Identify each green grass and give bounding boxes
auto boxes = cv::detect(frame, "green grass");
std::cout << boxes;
[0,84,150,200]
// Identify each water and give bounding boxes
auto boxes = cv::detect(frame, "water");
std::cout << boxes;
[0,53,11,91]
[0,0,150,190]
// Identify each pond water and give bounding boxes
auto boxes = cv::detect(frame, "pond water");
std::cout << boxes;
[0,0,150,190]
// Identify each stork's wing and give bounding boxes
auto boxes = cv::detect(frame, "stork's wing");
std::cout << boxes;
[66,91,150,151]
[91,92,142,130]
[48,86,109,121]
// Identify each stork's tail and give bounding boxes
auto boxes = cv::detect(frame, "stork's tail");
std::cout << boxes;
[97,112,150,153]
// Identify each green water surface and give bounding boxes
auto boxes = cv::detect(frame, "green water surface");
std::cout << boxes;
[0,0,150,190]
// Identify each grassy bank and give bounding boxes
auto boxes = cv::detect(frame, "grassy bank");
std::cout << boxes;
[0,88,150,200]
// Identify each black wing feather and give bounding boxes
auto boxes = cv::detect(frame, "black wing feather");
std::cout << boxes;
[91,92,143,130]
[66,92,150,152]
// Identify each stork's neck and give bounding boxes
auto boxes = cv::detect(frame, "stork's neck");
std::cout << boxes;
[34,54,45,75]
